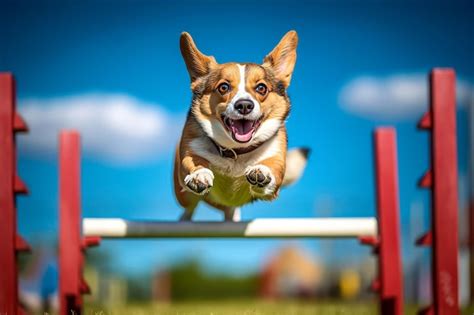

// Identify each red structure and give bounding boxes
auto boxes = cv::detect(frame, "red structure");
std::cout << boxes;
[359,128,404,315]
[374,128,404,314]
[59,128,404,315]
[416,69,459,315]
[0,73,30,314]
[0,69,460,314]
[59,132,100,314]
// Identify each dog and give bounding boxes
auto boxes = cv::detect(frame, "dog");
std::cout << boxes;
[173,30,309,221]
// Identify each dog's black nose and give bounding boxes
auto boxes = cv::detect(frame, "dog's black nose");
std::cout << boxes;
[234,99,254,115]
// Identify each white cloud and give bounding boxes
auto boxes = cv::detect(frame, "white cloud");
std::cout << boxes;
[18,94,182,164]
[339,73,473,120]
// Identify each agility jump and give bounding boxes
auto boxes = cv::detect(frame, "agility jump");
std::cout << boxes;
[57,125,403,314]
[0,68,460,315]
[82,217,377,238]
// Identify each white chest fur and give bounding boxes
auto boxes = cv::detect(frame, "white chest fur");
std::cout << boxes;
[190,134,282,177]
[189,135,282,207]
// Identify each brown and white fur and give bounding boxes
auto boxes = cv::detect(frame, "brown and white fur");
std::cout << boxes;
[174,30,309,221]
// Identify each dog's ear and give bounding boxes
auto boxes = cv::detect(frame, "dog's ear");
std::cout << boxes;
[180,32,217,83]
[262,30,298,87]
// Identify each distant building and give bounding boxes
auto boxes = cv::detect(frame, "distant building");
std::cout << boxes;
[259,246,323,299]
[152,270,171,302]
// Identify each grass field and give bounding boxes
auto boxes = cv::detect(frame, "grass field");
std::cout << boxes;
[85,300,474,315]
[85,300,410,315]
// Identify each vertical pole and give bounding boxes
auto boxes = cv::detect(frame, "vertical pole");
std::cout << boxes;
[374,127,404,315]
[470,96,474,302]
[430,69,459,314]
[0,73,18,314]
[59,131,83,315]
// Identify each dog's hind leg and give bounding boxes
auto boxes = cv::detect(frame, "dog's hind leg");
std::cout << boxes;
[177,192,200,221]
[224,207,241,222]
[180,208,195,221]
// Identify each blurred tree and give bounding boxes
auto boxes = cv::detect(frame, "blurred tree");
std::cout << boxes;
[170,260,259,300]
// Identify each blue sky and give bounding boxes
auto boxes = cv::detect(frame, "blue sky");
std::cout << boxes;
[2,1,473,276]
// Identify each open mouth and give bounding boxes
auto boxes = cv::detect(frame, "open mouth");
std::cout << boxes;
[222,116,262,143]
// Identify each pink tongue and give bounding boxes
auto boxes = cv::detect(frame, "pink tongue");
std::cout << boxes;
[232,120,254,142]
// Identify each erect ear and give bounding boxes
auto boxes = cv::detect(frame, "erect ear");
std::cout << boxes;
[262,30,298,87]
[180,32,217,83]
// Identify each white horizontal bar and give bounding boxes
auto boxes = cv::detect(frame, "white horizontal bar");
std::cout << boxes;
[83,218,377,239]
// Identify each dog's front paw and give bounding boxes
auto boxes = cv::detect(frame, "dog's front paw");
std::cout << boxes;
[184,168,214,195]
[246,165,276,197]
[246,165,273,187]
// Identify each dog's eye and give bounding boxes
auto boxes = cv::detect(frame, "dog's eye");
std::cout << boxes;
[217,83,230,95]
[255,83,268,95]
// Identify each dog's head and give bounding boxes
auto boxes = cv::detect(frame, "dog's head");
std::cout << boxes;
[180,31,298,148]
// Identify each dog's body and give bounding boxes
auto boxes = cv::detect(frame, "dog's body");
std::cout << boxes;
[174,31,308,221]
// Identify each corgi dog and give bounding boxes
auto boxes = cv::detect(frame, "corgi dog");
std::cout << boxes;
[174,30,309,221]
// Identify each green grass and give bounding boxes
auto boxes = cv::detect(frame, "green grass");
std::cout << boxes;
[85,300,474,315]
[86,300,381,315]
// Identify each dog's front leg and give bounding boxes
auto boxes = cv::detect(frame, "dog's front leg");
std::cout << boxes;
[245,156,284,200]
[181,154,214,195]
